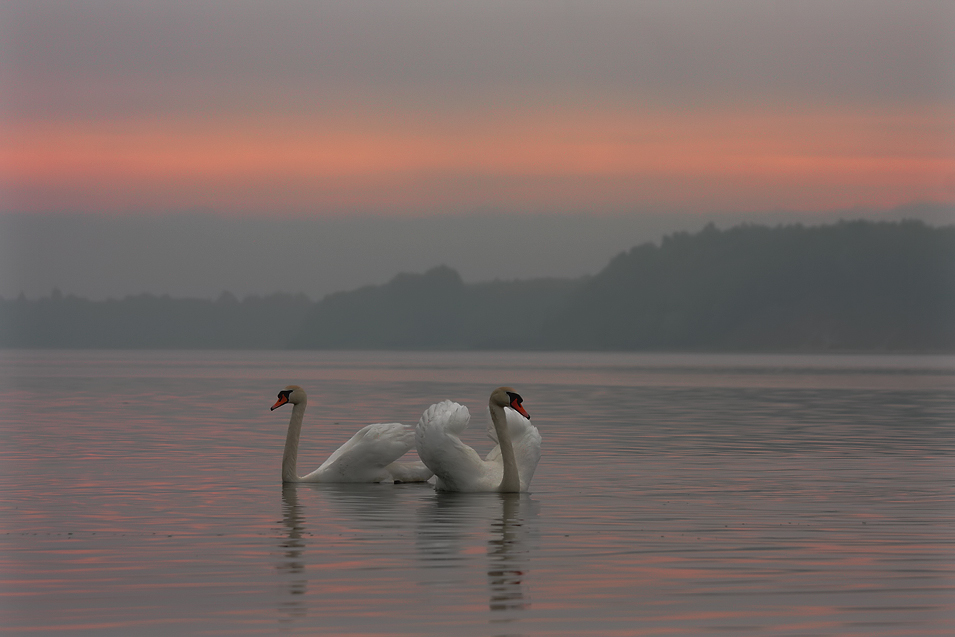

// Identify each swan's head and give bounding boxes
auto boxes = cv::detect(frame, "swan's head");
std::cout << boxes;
[271,385,306,411]
[490,386,530,420]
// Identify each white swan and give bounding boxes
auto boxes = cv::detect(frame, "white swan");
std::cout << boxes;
[271,385,433,483]
[415,387,541,492]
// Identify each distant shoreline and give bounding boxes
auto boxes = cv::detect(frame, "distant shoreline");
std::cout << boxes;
[3,220,953,352]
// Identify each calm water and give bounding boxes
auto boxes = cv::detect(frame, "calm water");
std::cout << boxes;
[2,350,954,636]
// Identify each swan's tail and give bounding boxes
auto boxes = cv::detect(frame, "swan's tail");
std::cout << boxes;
[415,400,483,490]
[418,400,470,435]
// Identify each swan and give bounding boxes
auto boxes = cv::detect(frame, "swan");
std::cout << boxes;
[415,387,541,493]
[270,385,433,483]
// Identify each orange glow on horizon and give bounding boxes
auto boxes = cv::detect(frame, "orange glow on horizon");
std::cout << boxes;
[2,103,952,214]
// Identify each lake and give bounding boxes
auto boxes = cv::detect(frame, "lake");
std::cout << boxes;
[2,350,954,636]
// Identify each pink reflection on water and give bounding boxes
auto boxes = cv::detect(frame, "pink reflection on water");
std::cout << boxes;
[3,350,954,635]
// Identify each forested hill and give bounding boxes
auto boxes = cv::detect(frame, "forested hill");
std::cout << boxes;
[2,220,953,351]
[290,268,579,350]
[543,220,955,351]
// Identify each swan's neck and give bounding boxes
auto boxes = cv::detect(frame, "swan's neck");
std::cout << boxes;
[282,401,306,483]
[490,402,521,493]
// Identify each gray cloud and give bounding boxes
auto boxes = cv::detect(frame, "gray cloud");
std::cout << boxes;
[3,1,953,121]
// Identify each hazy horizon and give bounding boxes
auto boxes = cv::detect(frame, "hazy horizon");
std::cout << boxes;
[2,2,953,301]
[1,204,952,302]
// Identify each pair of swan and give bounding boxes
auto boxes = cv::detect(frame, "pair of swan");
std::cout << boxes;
[271,385,541,492]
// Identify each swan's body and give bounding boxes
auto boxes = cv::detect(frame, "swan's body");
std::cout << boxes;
[271,385,432,483]
[415,387,540,493]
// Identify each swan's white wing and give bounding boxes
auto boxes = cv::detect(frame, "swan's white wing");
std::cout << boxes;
[485,406,536,445]
[485,407,541,490]
[304,422,415,482]
[512,419,541,490]
[485,406,536,454]
[415,401,496,491]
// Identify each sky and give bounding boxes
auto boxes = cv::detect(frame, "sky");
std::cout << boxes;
[1,1,953,299]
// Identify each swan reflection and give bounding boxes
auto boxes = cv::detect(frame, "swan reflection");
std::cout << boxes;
[277,484,308,623]
[488,493,531,614]
[276,483,537,633]
[275,482,432,627]
[416,492,539,624]
[308,481,431,523]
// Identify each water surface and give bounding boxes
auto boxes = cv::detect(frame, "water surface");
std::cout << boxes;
[2,350,954,635]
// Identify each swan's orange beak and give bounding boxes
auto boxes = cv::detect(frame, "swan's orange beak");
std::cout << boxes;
[271,395,289,411]
[510,398,530,420]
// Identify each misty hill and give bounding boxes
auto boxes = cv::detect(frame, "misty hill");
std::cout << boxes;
[291,220,954,352]
[545,220,955,351]
[0,291,312,349]
[1,220,952,351]
[290,267,580,349]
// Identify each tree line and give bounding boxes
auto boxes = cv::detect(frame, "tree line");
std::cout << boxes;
[2,220,953,351]
[0,291,313,349]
